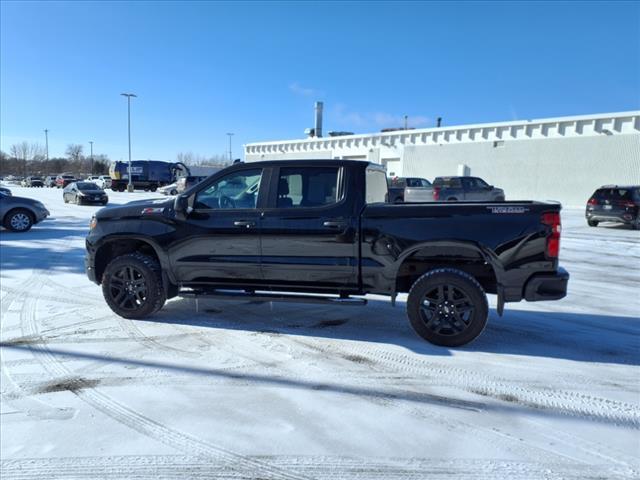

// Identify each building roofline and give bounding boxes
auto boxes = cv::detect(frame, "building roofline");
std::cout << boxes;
[245,110,640,148]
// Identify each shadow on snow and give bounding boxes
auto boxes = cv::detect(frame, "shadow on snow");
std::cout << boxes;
[144,297,640,366]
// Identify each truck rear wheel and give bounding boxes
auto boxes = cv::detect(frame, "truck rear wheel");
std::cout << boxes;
[407,268,488,347]
[102,253,166,319]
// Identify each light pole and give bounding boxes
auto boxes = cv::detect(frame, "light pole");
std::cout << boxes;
[227,132,234,163]
[44,129,49,164]
[121,93,137,192]
[89,141,94,175]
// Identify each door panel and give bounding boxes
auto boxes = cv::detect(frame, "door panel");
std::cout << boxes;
[259,166,358,289]
[169,168,264,285]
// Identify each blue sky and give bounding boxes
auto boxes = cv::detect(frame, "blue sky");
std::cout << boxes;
[1,1,638,161]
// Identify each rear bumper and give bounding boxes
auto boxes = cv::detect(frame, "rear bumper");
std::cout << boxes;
[523,267,569,301]
[586,209,637,224]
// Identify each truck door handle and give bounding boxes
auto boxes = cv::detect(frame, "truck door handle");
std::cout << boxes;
[233,221,256,228]
[323,221,346,229]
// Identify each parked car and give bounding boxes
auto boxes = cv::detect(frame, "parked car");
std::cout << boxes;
[409,176,506,202]
[586,185,640,229]
[0,190,49,232]
[387,177,432,203]
[21,176,45,187]
[158,182,179,196]
[63,182,109,205]
[56,174,77,188]
[93,175,112,190]
[0,186,12,196]
[44,175,57,187]
[86,160,568,347]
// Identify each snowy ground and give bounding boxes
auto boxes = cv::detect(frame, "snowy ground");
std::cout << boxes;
[1,185,638,479]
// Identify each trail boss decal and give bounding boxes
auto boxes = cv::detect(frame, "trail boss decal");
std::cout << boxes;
[487,206,530,214]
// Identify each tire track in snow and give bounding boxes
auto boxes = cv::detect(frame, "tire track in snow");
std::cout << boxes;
[17,275,314,480]
[247,331,637,467]
[0,273,77,420]
[287,336,640,428]
[1,455,635,480]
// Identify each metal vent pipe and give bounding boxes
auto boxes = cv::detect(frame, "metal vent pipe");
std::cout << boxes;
[315,101,323,138]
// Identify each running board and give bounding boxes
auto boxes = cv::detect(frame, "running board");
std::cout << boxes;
[179,289,367,306]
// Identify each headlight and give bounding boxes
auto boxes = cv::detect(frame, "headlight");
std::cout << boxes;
[89,216,97,230]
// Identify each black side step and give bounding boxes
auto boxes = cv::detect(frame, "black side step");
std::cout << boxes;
[179,289,367,306]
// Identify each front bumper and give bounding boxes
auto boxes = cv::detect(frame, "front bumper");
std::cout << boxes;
[85,240,98,283]
[35,208,50,223]
[524,267,569,301]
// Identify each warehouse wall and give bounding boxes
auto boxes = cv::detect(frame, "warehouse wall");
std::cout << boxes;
[401,134,640,206]
[245,150,332,162]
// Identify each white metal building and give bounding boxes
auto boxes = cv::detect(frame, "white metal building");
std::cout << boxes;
[244,111,640,206]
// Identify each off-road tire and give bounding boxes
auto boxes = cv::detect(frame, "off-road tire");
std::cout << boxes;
[407,268,489,347]
[3,208,34,232]
[102,252,166,319]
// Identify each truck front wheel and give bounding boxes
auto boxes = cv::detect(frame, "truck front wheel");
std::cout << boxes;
[102,253,166,319]
[407,268,488,347]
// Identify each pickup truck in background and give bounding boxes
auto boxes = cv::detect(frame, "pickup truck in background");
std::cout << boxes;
[387,177,432,203]
[85,160,568,347]
[404,176,506,202]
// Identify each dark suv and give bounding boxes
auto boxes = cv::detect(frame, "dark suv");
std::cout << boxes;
[586,186,640,229]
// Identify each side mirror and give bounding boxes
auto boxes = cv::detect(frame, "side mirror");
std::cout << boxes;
[487,185,494,190]
[174,194,192,220]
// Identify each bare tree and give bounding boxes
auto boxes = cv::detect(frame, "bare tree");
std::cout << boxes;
[65,144,84,162]
[10,142,44,175]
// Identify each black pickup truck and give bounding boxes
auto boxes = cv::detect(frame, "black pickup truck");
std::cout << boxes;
[85,160,568,346]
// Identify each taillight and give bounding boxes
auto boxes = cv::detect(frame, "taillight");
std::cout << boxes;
[541,212,561,258]
[587,198,597,206]
[433,187,440,201]
[622,201,636,208]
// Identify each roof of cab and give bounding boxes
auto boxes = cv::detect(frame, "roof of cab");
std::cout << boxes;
[229,159,378,169]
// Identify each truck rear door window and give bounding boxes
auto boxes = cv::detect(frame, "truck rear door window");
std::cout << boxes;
[277,167,339,208]
[366,169,388,203]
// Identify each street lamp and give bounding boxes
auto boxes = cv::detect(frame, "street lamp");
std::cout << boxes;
[89,141,94,175]
[121,93,137,192]
[44,129,49,163]
[227,132,234,163]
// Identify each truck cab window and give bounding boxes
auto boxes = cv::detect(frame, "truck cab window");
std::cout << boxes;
[277,167,339,208]
[194,169,262,209]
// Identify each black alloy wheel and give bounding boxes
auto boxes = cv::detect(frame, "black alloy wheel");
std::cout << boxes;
[108,265,148,311]
[102,253,166,319]
[420,284,474,335]
[407,268,488,347]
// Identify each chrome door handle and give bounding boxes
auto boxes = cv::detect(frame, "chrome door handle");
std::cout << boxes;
[233,221,256,228]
